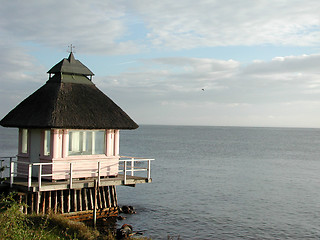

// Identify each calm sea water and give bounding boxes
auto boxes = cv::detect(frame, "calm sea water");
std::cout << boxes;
[1,125,320,239]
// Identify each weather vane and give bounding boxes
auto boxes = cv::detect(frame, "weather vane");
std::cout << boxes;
[67,44,75,53]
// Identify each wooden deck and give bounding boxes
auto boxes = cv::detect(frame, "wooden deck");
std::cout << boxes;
[5,175,152,193]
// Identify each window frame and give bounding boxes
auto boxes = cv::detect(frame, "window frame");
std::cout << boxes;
[68,130,106,156]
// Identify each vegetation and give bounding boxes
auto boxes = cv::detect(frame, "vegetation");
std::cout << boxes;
[0,193,116,240]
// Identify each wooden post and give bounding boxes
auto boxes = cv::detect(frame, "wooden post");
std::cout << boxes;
[24,194,28,214]
[28,164,32,191]
[110,186,115,207]
[31,193,34,214]
[98,162,101,186]
[60,190,64,213]
[54,191,58,214]
[83,189,88,211]
[98,187,102,209]
[78,189,82,211]
[73,189,77,212]
[10,158,14,187]
[48,191,52,213]
[101,187,107,209]
[113,186,118,206]
[105,186,111,208]
[123,161,127,185]
[148,160,151,180]
[67,190,71,213]
[38,165,42,191]
[69,163,73,189]
[36,192,40,214]
[93,179,98,228]
[42,191,46,213]
[131,158,134,176]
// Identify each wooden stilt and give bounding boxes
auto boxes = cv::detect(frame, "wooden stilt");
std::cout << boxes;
[42,191,46,213]
[36,192,40,214]
[109,187,114,207]
[89,188,94,210]
[67,190,71,213]
[100,187,105,209]
[73,189,77,212]
[31,193,34,214]
[60,190,64,213]
[54,191,58,213]
[98,187,102,209]
[105,186,111,208]
[23,194,28,214]
[113,186,118,206]
[83,189,88,211]
[48,191,52,213]
[78,190,82,211]
[93,180,97,228]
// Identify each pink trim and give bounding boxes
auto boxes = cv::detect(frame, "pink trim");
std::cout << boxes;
[62,129,69,158]
[114,130,120,156]
[52,129,61,158]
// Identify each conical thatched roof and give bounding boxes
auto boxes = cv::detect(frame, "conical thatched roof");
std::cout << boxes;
[0,53,138,129]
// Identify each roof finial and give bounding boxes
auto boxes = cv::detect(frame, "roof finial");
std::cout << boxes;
[67,44,75,53]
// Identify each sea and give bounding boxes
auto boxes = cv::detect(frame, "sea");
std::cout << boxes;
[1,125,320,239]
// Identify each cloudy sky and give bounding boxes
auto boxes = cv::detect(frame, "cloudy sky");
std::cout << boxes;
[1,0,320,128]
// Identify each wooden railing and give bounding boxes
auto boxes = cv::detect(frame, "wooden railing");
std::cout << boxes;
[3,156,154,191]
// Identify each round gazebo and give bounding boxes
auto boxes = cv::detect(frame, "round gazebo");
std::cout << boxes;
[0,53,153,219]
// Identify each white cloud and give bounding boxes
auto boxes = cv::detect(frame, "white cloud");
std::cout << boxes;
[0,0,139,55]
[96,53,320,127]
[1,0,319,53]
[133,0,320,49]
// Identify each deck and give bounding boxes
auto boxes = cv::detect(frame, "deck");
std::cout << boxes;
[1,156,154,193]
[5,174,152,193]
[5,174,152,192]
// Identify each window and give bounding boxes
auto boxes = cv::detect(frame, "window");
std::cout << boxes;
[68,130,105,156]
[44,130,51,156]
[21,129,28,154]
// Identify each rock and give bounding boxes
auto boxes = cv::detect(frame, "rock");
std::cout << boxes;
[117,224,133,239]
[120,205,136,214]
[117,215,126,220]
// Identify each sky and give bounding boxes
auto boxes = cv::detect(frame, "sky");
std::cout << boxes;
[1,0,320,128]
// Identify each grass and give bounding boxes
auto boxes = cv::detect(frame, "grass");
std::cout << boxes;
[0,192,116,240]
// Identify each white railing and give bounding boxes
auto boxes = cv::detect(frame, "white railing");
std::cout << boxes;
[119,156,154,185]
[0,156,15,181]
[6,156,154,191]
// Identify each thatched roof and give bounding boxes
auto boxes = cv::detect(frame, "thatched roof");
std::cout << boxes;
[0,53,138,129]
